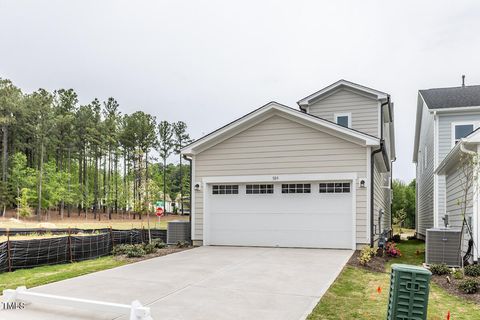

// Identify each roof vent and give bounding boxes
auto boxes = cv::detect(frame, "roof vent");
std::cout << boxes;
[462,75,465,87]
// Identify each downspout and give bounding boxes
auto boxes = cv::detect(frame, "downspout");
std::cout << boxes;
[371,145,383,247]
[183,154,193,244]
[370,95,390,247]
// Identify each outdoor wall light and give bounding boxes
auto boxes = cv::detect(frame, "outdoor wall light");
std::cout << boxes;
[359,179,366,188]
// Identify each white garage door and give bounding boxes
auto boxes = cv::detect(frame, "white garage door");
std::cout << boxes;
[205,181,354,249]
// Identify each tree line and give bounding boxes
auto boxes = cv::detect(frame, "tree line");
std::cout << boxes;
[392,179,415,229]
[0,78,193,221]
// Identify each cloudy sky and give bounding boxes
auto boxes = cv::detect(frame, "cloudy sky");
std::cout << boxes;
[1,0,479,181]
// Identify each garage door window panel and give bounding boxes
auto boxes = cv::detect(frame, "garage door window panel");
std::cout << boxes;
[212,185,239,195]
[319,182,350,193]
[281,183,311,194]
[246,184,274,194]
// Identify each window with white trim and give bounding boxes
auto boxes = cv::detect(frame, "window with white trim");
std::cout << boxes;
[212,185,239,195]
[246,184,274,194]
[452,123,474,146]
[281,184,311,194]
[334,113,351,128]
[319,182,351,193]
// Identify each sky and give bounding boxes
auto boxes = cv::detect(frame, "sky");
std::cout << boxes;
[1,0,480,182]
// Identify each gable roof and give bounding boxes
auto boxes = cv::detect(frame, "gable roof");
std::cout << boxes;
[297,79,388,108]
[420,85,480,109]
[181,101,380,156]
[413,84,480,162]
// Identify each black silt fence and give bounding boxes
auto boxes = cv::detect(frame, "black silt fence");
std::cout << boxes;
[0,228,167,273]
[9,237,70,270]
[0,241,8,273]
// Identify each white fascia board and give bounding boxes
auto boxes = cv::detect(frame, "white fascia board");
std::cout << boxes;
[181,102,379,155]
[202,173,358,184]
[413,93,427,163]
[297,80,388,106]
[428,106,480,113]
[434,142,462,174]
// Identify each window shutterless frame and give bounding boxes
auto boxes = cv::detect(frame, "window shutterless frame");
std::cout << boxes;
[451,122,477,147]
[334,112,352,128]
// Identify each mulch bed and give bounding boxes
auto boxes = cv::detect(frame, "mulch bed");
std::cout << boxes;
[117,246,192,263]
[348,250,480,304]
[431,275,480,304]
[347,250,390,273]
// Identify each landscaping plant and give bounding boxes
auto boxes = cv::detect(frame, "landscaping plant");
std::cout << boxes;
[385,242,402,257]
[464,264,480,277]
[151,239,166,249]
[452,269,464,280]
[458,279,479,294]
[357,246,377,265]
[430,263,451,276]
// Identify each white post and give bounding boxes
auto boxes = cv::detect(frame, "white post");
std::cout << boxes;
[2,287,153,320]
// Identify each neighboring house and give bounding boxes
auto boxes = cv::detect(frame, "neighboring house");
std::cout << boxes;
[182,80,395,249]
[435,129,480,263]
[413,83,480,254]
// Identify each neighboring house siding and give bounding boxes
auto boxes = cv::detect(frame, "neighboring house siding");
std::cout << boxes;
[445,167,473,254]
[373,161,391,237]
[437,113,480,226]
[416,102,435,237]
[193,115,369,244]
[307,89,379,137]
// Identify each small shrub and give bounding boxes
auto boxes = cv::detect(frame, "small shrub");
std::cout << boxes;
[112,244,130,256]
[389,234,401,243]
[430,263,451,275]
[126,244,146,258]
[458,279,479,294]
[176,240,190,248]
[385,242,402,257]
[464,265,480,277]
[143,243,157,254]
[151,239,166,249]
[452,269,464,280]
[357,246,376,265]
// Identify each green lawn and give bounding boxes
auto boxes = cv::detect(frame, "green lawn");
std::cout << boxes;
[0,256,127,292]
[308,240,480,320]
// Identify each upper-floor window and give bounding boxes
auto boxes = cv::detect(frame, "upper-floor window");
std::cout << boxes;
[334,113,351,128]
[452,122,475,147]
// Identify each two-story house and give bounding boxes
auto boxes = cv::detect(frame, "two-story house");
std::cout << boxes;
[413,83,480,263]
[182,80,395,250]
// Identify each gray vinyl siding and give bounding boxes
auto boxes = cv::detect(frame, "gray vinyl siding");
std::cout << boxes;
[307,89,379,137]
[373,161,391,236]
[437,113,480,226]
[445,167,473,254]
[416,102,435,237]
[193,114,369,244]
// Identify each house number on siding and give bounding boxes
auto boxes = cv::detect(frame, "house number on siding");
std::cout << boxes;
[272,176,279,181]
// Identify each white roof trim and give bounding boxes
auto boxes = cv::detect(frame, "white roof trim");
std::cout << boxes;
[413,93,428,162]
[435,129,480,174]
[181,101,380,155]
[428,106,480,113]
[297,79,388,107]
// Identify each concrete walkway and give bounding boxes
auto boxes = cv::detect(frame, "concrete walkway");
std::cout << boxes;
[1,246,352,320]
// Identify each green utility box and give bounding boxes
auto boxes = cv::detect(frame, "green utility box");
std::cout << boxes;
[387,264,432,320]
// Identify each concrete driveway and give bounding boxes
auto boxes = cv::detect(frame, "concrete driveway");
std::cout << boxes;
[1,246,352,320]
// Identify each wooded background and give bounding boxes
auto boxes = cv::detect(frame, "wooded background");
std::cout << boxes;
[0,78,193,220]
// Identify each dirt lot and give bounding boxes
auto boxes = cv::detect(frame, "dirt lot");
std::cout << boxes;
[0,210,189,230]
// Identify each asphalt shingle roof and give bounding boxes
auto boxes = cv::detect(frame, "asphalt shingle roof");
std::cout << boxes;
[420,85,480,109]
